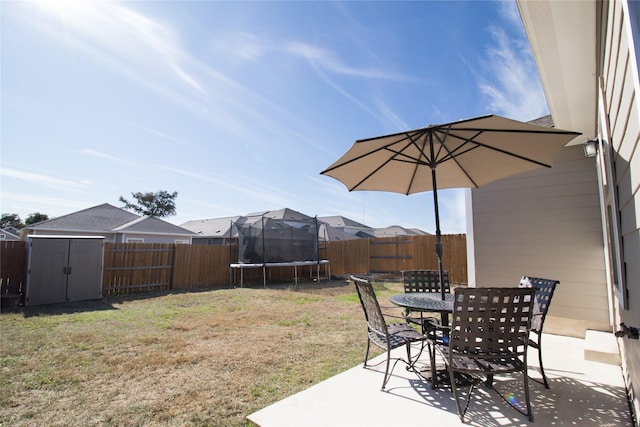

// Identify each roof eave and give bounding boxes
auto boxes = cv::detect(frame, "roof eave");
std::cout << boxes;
[517,0,600,144]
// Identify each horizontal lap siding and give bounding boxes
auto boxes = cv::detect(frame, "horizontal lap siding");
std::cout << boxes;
[604,1,640,419]
[471,145,610,330]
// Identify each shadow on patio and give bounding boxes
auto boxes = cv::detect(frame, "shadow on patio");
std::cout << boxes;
[248,334,633,426]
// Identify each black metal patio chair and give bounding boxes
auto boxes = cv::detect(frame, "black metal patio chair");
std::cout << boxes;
[351,275,428,390]
[519,275,560,388]
[401,270,451,333]
[434,287,536,422]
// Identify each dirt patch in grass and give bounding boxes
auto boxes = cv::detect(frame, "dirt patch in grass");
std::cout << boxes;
[0,280,404,426]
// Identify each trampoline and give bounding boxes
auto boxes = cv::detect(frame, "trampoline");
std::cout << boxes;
[230,260,330,287]
[230,214,329,286]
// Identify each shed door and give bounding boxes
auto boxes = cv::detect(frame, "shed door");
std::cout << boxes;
[66,239,104,302]
[27,239,69,306]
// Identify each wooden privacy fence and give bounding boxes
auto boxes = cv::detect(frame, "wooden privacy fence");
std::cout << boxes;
[326,234,467,283]
[1,241,26,295]
[103,243,233,294]
[102,235,467,291]
[103,243,175,294]
[1,234,467,298]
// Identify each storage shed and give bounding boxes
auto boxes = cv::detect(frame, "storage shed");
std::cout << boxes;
[26,235,105,306]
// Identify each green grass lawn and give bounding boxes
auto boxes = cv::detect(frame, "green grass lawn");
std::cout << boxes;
[0,280,404,427]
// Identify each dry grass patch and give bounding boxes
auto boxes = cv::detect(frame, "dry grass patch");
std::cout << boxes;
[0,280,404,426]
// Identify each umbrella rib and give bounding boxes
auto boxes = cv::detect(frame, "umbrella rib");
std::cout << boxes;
[405,132,433,194]
[432,124,454,162]
[439,123,580,136]
[320,132,420,174]
[349,138,417,191]
[432,129,555,168]
[431,127,481,164]
[432,131,482,188]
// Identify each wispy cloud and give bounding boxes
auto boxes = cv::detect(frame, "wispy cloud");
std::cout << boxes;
[23,1,300,148]
[80,149,138,166]
[307,60,381,119]
[1,192,93,216]
[159,166,294,208]
[107,3,207,95]
[121,122,192,147]
[213,32,269,61]
[474,15,548,121]
[27,1,205,96]
[1,167,90,190]
[374,99,410,131]
[286,41,401,80]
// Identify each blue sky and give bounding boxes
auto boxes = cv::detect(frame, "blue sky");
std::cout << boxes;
[1,0,548,234]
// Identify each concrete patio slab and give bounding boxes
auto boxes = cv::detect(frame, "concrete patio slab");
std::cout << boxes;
[248,334,633,426]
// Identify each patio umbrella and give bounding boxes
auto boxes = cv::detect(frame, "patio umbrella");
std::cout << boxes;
[321,114,580,300]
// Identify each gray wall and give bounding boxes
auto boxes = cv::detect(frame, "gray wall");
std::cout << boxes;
[470,145,610,336]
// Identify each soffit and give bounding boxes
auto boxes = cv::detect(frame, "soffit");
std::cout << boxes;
[517,0,599,145]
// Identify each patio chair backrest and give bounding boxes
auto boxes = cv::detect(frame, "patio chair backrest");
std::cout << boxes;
[402,270,450,293]
[450,287,535,357]
[518,276,559,332]
[351,275,388,338]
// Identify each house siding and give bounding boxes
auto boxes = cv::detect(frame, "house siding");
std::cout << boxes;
[602,0,640,419]
[470,145,610,336]
[28,229,117,243]
[117,233,193,244]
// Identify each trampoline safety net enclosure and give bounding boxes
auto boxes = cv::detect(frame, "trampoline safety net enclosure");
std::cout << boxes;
[236,215,318,263]
[230,215,329,286]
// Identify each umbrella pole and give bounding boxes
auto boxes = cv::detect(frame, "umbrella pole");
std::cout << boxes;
[429,135,446,302]
[432,170,445,302]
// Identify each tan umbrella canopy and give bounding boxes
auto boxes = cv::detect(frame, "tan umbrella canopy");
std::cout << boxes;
[321,114,581,299]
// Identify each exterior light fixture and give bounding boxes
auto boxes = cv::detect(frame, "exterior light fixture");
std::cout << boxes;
[583,139,599,158]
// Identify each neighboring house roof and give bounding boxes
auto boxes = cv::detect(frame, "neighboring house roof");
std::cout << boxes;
[24,203,194,237]
[181,216,241,238]
[317,215,370,228]
[182,208,428,242]
[3,226,21,235]
[112,216,196,236]
[317,223,361,242]
[317,215,376,240]
[1,228,21,240]
[26,203,138,233]
[373,225,427,238]
[529,115,554,128]
[248,208,313,221]
[408,228,430,236]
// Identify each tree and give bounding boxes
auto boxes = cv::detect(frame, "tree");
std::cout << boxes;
[1,213,24,229]
[119,191,178,217]
[25,212,49,225]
